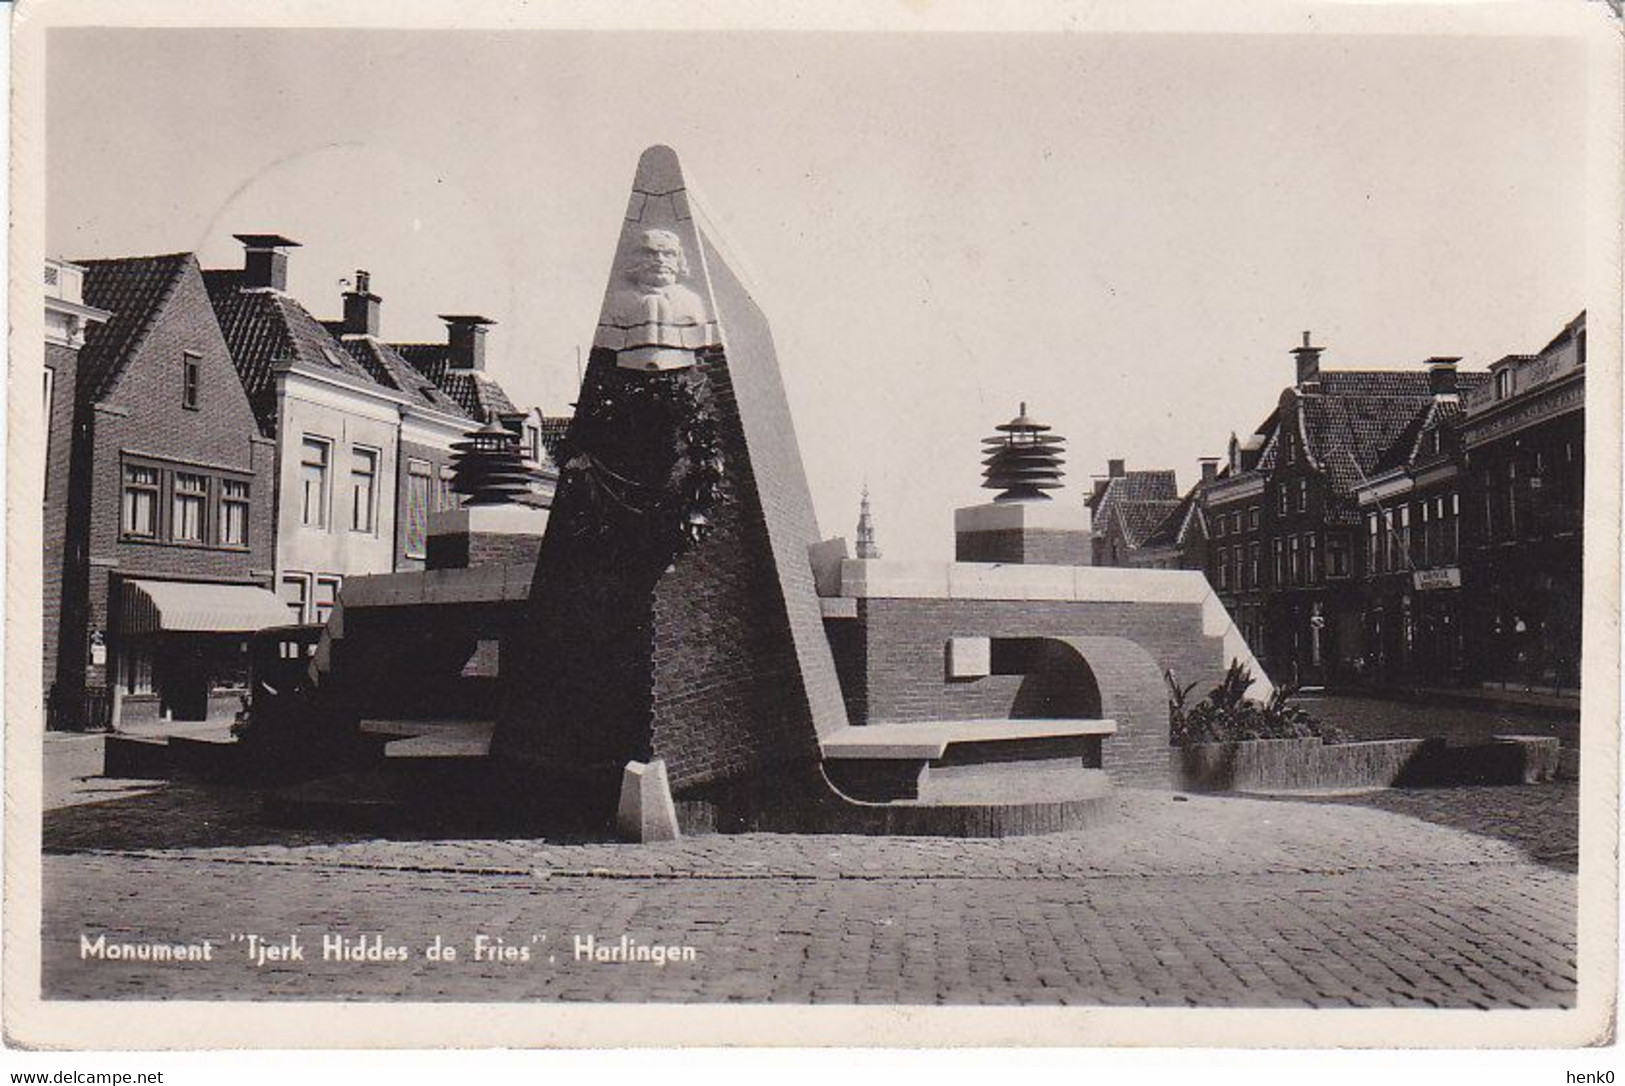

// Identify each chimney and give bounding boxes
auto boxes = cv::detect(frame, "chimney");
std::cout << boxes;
[1426,356,1460,399]
[234,234,301,291]
[441,314,495,372]
[1291,330,1324,386]
[1108,458,1126,478]
[341,269,381,337]
[1200,457,1220,484]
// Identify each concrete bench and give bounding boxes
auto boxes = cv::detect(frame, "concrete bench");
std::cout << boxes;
[820,718,1117,760]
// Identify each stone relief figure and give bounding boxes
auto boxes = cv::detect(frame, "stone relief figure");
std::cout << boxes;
[604,228,710,331]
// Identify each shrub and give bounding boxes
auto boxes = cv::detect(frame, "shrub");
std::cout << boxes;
[1166,660,1346,746]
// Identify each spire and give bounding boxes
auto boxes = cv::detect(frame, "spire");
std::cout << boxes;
[980,402,1066,502]
[855,485,881,559]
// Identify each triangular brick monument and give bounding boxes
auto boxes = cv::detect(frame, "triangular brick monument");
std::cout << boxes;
[493,146,850,818]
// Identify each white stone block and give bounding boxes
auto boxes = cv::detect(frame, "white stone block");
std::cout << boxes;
[947,636,991,679]
[616,759,680,843]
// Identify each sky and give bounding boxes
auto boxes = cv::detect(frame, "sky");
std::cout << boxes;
[47,27,1589,561]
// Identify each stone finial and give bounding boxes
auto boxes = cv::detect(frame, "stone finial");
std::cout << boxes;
[981,403,1066,502]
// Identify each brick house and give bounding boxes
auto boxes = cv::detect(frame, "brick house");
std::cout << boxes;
[1458,312,1585,690]
[1204,333,1487,687]
[1353,359,1487,685]
[55,253,282,730]
[1127,461,1216,572]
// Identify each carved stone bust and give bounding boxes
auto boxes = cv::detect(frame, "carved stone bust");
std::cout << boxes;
[605,229,710,331]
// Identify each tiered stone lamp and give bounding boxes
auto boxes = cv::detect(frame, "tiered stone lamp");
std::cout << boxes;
[425,421,550,571]
[955,404,1091,565]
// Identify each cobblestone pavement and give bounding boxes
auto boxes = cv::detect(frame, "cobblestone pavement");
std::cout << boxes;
[40,736,1579,1008]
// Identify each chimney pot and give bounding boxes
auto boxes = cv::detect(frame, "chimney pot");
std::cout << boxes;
[1199,457,1220,483]
[1426,356,1461,398]
[1290,331,1324,386]
[441,314,495,372]
[341,268,381,337]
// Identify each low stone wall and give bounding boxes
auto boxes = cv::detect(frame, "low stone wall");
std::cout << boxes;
[1170,734,1562,793]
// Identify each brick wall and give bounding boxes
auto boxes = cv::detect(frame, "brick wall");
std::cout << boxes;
[496,229,846,793]
[956,528,1091,565]
[43,343,80,696]
[58,259,273,711]
[833,598,1227,787]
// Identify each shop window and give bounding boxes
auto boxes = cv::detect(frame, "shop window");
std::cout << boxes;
[314,576,342,625]
[281,574,309,624]
[121,643,154,696]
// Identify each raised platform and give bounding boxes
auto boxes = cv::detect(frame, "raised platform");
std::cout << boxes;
[360,718,495,759]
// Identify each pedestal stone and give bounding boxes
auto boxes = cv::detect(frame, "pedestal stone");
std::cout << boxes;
[616,759,681,843]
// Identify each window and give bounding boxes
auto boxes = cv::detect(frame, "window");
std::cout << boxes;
[1216,547,1229,589]
[1230,512,1241,535]
[1277,486,1289,516]
[1327,532,1351,579]
[350,447,379,533]
[1367,513,1381,574]
[1306,532,1319,583]
[1495,368,1513,400]
[1273,538,1286,585]
[1248,506,1260,531]
[314,576,342,625]
[437,467,457,512]
[281,574,309,624]
[1289,534,1302,585]
[120,643,154,696]
[301,438,330,528]
[1247,542,1261,588]
[1212,513,1223,539]
[122,465,160,538]
[1296,479,1308,513]
[172,473,207,543]
[405,459,432,558]
[219,479,250,547]
[182,353,201,410]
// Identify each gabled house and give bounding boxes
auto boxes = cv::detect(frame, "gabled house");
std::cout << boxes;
[1203,332,1486,686]
[56,252,282,730]
[1353,359,1488,684]
[1084,459,1180,567]
[1129,460,1217,571]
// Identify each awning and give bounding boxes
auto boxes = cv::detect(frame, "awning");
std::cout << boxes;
[121,580,293,635]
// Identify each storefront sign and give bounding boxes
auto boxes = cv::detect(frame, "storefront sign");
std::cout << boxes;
[1412,567,1461,591]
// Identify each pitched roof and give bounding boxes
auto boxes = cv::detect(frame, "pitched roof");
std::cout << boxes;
[1369,381,1483,475]
[339,337,470,418]
[1140,485,1204,549]
[74,253,193,404]
[389,341,526,423]
[205,269,381,434]
[1262,369,1487,495]
[1115,498,1183,547]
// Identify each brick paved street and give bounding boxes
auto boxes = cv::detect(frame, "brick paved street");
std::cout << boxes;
[39,733,1578,1008]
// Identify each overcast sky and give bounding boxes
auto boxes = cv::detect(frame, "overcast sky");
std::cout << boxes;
[48,27,1587,560]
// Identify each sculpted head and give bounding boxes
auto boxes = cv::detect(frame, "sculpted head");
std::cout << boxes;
[624,229,690,291]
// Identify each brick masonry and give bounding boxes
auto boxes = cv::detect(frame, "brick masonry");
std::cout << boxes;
[831,598,1229,788]
[43,343,81,698]
[494,198,846,796]
[955,527,1092,566]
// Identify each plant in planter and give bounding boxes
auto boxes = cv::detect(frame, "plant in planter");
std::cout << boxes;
[1167,660,1347,746]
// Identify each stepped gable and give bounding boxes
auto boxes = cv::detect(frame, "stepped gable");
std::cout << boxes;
[204,269,379,436]
[494,145,848,795]
[74,253,193,404]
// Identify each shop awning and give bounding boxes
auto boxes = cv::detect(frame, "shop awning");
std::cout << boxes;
[122,580,293,635]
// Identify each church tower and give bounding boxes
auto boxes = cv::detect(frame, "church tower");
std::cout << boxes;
[854,486,882,559]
